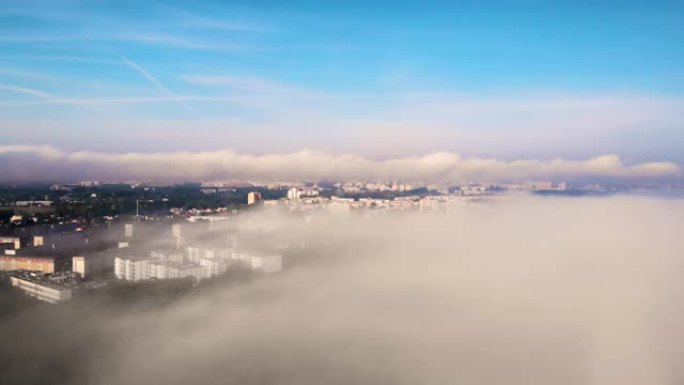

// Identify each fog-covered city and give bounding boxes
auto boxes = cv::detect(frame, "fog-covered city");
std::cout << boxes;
[2,0,684,384]
[2,194,684,384]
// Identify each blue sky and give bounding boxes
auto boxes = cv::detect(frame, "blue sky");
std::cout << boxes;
[1,0,683,164]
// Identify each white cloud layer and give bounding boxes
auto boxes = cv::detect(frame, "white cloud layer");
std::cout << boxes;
[0,145,680,182]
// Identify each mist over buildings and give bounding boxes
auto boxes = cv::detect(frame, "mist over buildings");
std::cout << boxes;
[2,195,683,385]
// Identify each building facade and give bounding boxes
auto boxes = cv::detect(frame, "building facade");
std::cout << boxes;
[72,250,117,279]
[114,257,149,281]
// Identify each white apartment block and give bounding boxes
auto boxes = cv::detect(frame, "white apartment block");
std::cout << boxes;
[232,251,282,273]
[147,261,168,279]
[287,187,319,200]
[115,256,212,282]
[199,258,231,277]
[72,256,86,277]
[10,276,72,304]
[250,254,282,273]
[114,257,149,281]
[287,187,302,200]
[166,264,203,280]
[114,246,282,282]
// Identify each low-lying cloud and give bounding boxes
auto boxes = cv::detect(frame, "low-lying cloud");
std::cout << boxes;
[0,145,680,183]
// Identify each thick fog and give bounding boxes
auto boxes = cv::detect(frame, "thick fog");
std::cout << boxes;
[2,195,684,385]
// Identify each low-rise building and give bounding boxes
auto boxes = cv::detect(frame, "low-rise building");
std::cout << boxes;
[10,275,72,304]
[0,255,57,273]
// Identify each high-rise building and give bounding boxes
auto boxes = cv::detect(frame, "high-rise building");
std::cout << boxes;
[72,250,117,279]
[114,256,149,281]
[287,187,301,200]
[124,223,134,238]
[172,223,182,238]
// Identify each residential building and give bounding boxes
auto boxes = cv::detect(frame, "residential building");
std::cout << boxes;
[0,256,56,273]
[0,236,21,249]
[247,191,262,205]
[72,249,118,279]
[114,256,149,281]
[10,275,72,304]
[287,187,301,200]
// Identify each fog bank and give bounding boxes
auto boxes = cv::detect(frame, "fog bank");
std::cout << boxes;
[0,145,680,182]
[2,195,684,385]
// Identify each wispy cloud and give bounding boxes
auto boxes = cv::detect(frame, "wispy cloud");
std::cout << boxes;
[185,75,281,90]
[0,0,250,51]
[0,67,54,80]
[1,54,123,65]
[0,93,359,107]
[181,17,266,32]
[0,32,243,52]
[0,35,68,43]
[116,33,244,52]
[0,83,52,99]
[175,12,267,33]
[182,75,319,97]
[0,96,237,107]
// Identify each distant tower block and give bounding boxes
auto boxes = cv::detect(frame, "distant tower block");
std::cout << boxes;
[124,223,134,238]
[172,223,182,249]
[287,187,301,200]
[247,191,262,205]
[172,223,182,238]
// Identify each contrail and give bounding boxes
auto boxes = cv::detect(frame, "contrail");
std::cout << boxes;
[117,54,199,117]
